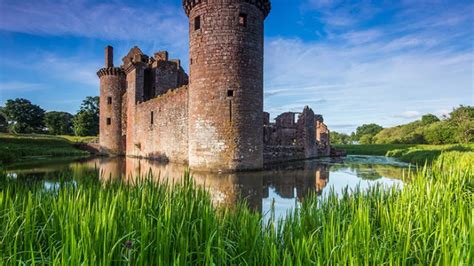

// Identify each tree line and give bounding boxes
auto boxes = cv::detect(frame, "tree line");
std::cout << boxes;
[331,105,473,145]
[0,97,99,136]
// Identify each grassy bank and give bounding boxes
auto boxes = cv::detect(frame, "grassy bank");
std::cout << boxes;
[0,133,95,165]
[0,151,471,264]
[334,143,474,164]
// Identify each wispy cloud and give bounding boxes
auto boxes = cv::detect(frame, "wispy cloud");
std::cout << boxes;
[0,82,43,92]
[0,0,188,50]
[394,111,421,119]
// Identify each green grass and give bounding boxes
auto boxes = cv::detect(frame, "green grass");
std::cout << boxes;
[0,151,471,264]
[334,143,474,164]
[0,133,93,165]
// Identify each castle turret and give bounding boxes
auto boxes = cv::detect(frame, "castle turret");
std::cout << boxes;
[184,0,271,171]
[97,46,126,155]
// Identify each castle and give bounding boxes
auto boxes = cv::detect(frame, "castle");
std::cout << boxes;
[97,0,338,172]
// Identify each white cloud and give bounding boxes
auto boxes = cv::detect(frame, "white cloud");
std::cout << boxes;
[0,82,43,92]
[394,111,421,119]
[0,0,188,50]
[263,33,473,133]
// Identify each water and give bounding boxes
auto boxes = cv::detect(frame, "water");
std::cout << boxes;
[4,155,407,220]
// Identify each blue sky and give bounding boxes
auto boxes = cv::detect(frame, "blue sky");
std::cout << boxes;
[0,0,472,133]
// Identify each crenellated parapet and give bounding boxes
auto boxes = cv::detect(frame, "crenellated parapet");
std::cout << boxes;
[97,67,125,78]
[182,0,271,18]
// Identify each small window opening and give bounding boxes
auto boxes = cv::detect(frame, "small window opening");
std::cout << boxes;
[227,89,234,98]
[107,97,112,105]
[239,13,247,27]
[150,111,154,125]
[106,118,111,125]
[194,16,201,31]
[190,58,193,65]
[229,101,232,122]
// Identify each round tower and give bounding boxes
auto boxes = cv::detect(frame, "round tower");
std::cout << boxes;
[184,0,271,172]
[97,46,126,155]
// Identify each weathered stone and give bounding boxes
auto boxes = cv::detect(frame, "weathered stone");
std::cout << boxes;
[97,0,341,172]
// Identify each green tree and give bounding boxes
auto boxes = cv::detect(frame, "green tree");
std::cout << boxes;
[73,97,99,136]
[359,134,374,144]
[424,121,457,144]
[44,111,74,135]
[448,105,474,143]
[331,131,351,144]
[3,98,45,133]
[0,107,8,132]
[421,114,440,125]
[354,124,383,141]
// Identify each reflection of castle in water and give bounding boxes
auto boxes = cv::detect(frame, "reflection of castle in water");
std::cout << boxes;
[94,157,330,212]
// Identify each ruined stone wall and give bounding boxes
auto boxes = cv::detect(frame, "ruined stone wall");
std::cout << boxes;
[316,121,331,156]
[263,145,305,164]
[187,0,268,171]
[153,59,188,97]
[129,86,189,163]
[296,107,318,158]
[275,112,296,128]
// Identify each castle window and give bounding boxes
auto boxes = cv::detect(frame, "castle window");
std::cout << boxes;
[194,16,201,31]
[106,118,111,125]
[227,89,234,98]
[239,13,247,27]
[150,111,154,125]
[107,97,112,105]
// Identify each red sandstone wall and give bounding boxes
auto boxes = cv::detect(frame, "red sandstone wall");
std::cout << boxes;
[129,86,189,163]
[98,68,126,155]
[187,0,267,171]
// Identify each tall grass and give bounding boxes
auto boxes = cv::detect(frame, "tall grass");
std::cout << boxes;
[0,152,472,264]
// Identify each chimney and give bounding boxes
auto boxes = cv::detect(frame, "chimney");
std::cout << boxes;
[105,45,114,67]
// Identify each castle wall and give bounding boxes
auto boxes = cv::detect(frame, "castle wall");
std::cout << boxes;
[153,60,188,97]
[297,107,318,158]
[98,67,126,155]
[187,1,266,171]
[128,86,189,163]
[316,121,331,156]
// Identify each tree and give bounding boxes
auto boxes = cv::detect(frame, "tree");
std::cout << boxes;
[354,124,383,141]
[44,111,74,135]
[421,114,440,125]
[73,96,99,136]
[448,105,474,143]
[3,98,45,133]
[359,134,374,144]
[331,131,351,144]
[424,121,457,144]
[0,107,7,132]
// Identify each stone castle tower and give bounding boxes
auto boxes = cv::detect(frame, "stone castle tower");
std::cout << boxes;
[184,0,271,171]
[97,46,126,155]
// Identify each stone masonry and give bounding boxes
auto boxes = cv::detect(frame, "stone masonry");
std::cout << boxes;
[97,0,339,172]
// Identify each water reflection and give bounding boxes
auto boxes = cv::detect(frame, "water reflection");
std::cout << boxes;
[5,156,405,218]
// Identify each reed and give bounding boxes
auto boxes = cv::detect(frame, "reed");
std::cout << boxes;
[0,152,472,265]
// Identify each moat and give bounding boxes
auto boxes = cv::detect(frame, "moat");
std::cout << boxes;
[4,156,405,220]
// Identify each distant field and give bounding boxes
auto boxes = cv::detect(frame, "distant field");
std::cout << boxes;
[334,144,474,164]
[0,133,96,165]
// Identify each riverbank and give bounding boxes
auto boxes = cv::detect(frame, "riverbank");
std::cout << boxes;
[333,143,474,164]
[0,151,471,264]
[0,133,96,166]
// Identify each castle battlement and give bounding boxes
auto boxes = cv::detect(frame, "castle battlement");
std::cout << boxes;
[96,67,125,78]
[182,0,271,18]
